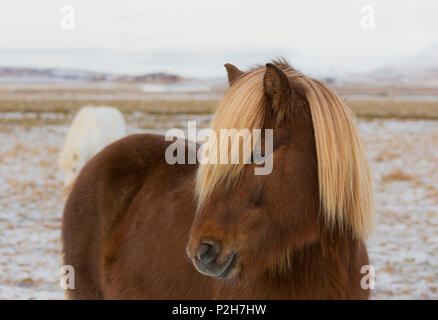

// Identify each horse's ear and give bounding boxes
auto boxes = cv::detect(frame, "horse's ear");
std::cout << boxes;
[263,63,291,110]
[224,63,244,86]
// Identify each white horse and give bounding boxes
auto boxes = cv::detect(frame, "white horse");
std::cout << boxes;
[59,106,126,186]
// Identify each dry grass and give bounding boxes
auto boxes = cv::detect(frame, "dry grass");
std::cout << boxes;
[374,152,400,162]
[346,100,438,119]
[0,99,217,114]
[1,98,438,120]
[381,168,413,183]
[426,189,438,202]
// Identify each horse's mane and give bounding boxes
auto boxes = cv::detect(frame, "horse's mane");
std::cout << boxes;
[195,60,374,239]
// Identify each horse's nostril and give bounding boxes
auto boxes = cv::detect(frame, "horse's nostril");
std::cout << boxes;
[196,241,219,265]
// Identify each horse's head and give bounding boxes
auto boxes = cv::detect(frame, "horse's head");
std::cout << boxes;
[186,60,373,281]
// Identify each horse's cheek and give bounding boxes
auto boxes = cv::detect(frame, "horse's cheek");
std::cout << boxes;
[235,208,270,250]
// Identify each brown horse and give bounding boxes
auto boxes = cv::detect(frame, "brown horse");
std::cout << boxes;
[62,59,374,299]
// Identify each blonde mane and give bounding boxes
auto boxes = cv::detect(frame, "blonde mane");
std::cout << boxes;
[196,62,374,239]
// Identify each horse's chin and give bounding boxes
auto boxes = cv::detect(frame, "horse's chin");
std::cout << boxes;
[215,252,239,279]
[193,252,239,280]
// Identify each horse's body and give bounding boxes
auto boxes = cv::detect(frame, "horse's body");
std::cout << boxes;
[62,61,374,299]
[59,106,126,186]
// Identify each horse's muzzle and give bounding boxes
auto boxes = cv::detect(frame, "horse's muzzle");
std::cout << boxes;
[190,239,238,279]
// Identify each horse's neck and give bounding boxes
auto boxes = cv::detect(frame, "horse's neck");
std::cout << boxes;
[248,236,368,299]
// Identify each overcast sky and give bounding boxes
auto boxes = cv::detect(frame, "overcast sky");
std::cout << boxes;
[0,0,437,77]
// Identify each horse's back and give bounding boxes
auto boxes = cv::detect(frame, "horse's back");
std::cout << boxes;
[93,106,126,144]
[60,106,127,185]
[61,133,197,299]
[67,106,125,143]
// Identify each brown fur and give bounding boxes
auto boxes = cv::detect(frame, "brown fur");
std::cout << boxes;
[62,60,372,299]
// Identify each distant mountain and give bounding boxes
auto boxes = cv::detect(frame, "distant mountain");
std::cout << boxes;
[339,43,438,87]
[0,67,187,84]
[415,42,438,69]
[116,72,187,84]
[0,67,111,83]
[2,43,438,90]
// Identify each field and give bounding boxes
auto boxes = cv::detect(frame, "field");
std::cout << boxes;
[0,95,437,299]
[1,98,438,120]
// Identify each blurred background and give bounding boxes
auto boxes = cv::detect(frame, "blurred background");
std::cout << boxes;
[0,0,437,299]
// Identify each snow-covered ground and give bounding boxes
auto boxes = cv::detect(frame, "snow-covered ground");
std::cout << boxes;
[360,119,438,299]
[0,115,437,299]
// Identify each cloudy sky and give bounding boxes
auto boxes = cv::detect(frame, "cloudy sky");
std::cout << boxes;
[0,0,437,77]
